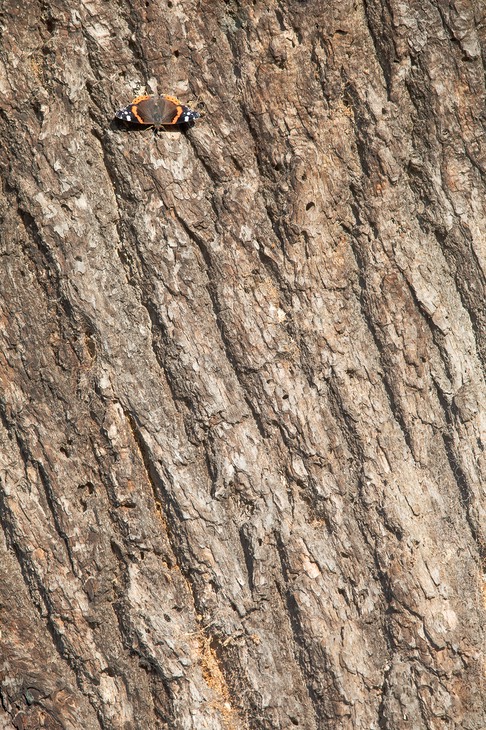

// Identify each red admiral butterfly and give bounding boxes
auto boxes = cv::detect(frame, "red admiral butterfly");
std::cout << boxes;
[116,94,201,127]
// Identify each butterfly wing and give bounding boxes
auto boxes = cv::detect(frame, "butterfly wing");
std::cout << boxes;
[156,95,200,124]
[158,95,185,124]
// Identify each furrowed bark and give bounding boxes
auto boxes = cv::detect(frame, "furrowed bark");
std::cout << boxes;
[0,1,484,728]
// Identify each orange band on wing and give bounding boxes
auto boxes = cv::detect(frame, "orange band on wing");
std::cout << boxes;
[163,94,182,105]
[131,94,152,104]
[170,105,184,124]
[130,105,147,124]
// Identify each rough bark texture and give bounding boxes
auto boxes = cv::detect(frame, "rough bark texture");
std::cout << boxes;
[0,1,484,728]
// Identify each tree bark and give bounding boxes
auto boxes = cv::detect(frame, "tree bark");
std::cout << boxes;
[0,0,484,728]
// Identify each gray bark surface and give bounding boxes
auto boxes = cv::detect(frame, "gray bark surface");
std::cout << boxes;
[0,1,484,728]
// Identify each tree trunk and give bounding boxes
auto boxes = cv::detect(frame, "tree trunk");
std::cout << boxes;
[0,1,484,728]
